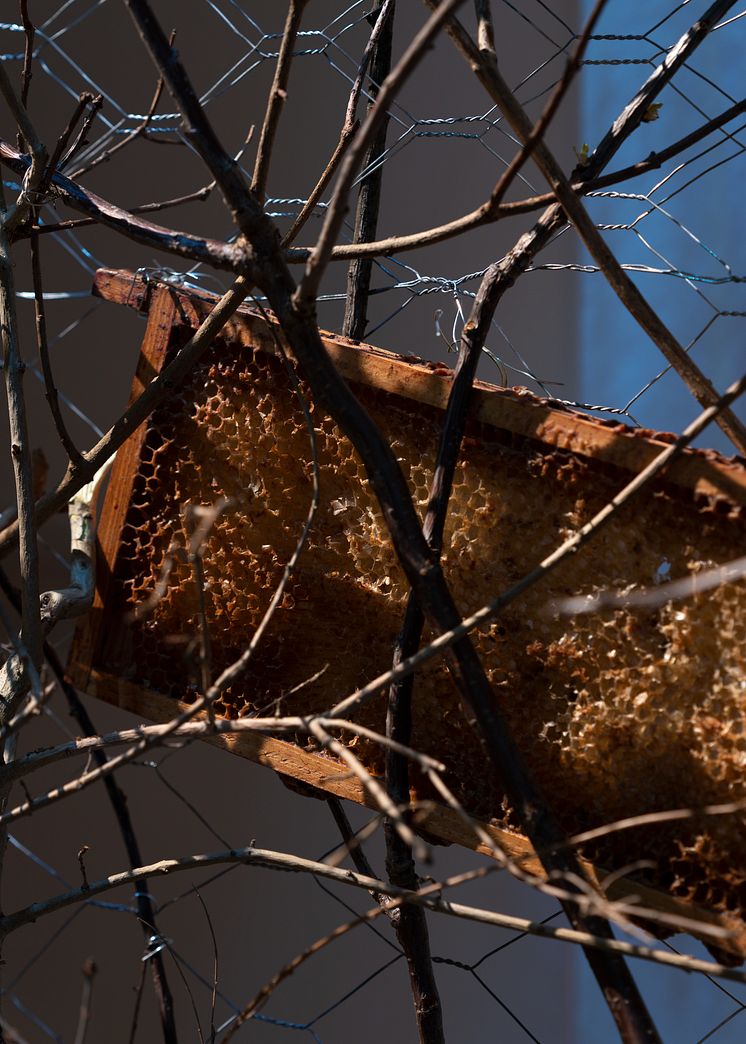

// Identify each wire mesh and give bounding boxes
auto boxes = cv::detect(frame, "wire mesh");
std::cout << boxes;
[0,1,745,1041]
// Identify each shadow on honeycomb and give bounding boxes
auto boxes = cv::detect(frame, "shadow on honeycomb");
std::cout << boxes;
[71,271,746,961]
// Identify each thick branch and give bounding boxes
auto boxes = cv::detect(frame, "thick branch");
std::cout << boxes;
[281,0,394,247]
[299,0,463,304]
[342,0,396,341]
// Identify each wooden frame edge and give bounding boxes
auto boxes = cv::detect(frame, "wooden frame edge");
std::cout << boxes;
[65,658,746,959]
[68,286,177,687]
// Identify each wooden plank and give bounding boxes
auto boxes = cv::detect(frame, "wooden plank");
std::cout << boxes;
[68,285,177,690]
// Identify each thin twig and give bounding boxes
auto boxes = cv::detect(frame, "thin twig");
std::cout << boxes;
[0,284,320,825]
[0,63,48,233]
[70,32,176,178]
[0,277,250,557]
[60,94,104,171]
[185,505,220,702]
[300,0,463,304]
[427,0,746,456]
[568,800,746,850]
[23,181,217,237]
[8,714,446,783]
[127,962,148,1044]
[0,1014,31,1044]
[0,138,241,271]
[21,130,255,239]
[52,654,179,1044]
[284,96,746,262]
[222,902,397,1039]
[584,1,740,171]
[281,0,394,247]
[193,888,219,1044]
[1,846,743,984]
[557,553,746,615]
[251,1,308,202]
[72,959,97,1044]
[0,444,171,1043]
[308,719,427,860]
[47,93,96,181]
[29,233,83,463]
[18,0,34,111]
[4,123,251,248]
[326,797,396,915]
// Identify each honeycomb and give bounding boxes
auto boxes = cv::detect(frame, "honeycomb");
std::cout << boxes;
[78,286,746,946]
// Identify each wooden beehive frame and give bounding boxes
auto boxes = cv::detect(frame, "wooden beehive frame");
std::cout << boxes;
[68,268,746,956]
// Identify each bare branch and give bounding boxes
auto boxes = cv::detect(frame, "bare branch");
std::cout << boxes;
[48,93,96,177]
[326,798,396,914]
[251,1,309,202]
[124,0,273,247]
[586,0,740,170]
[569,800,746,850]
[18,0,34,111]
[473,0,496,61]
[557,553,746,615]
[0,458,109,735]
[0,278,249,557]
[427,0,746,456]
[0,139,242,270]
[70,31,175,178]
[281,0,394,247]
[282,94,746,262]
[387,7,656,1039]
[72,958,97,1044]
[308,718,427,861]
[2,845,744,986]
[0,63,47,233]
[30,233,83,464]
[299,0,464,304]
[8,715,446,783]
[342,0,396,341]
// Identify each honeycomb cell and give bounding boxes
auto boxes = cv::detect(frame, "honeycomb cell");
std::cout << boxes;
[89,319,746,937]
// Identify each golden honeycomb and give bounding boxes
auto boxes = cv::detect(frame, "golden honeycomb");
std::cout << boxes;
[80,288,746,944]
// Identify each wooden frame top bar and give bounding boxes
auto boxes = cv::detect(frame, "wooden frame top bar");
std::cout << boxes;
[94,267,746,512]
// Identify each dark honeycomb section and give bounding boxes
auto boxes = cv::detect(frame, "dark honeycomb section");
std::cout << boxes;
[98,324,746,932]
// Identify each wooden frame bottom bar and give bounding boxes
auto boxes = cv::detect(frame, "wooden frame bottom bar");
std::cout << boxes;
[69,661,746,960]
